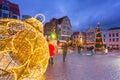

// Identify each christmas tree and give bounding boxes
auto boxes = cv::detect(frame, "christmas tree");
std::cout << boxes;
[95,22,103,51]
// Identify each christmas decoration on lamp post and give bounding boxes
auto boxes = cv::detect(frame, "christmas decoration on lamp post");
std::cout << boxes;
[50,25,57,40]
[95,22,103,51]
[50,31,57,40]
[0,14,49,80]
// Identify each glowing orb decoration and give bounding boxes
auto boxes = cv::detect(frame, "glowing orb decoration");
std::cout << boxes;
[50,32,57,40]
[0,14,49,80]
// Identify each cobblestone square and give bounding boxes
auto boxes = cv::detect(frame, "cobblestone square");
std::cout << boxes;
[45,51,120,80]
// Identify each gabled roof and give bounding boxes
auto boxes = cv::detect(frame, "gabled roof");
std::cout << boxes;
[57,16,68,24]
[72,32,80,35]
[44,22,51,28]
[86,26,95,33]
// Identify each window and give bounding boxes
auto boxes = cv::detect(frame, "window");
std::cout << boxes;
[104,35,105,37]
[2,3,9,10]
[116,38,119,42]
[112,33,115,37]
[62,31,66,34]
[67,32,69,35]
[104,39,105,42]
[67,27,69,30]
[116,33,118,37]
[12,15,17,19]
[63,26,66,29]
[113,38,115,42]
[61,36,67,40]
[3,13,8,18]
[109,39,111,42]
[109,34,111,37]
[2,6,9,10]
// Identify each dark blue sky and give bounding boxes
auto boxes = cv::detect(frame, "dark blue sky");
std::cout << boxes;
[10,0,120,31]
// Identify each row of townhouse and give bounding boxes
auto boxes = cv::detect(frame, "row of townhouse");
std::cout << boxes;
[44,15,120,49]
[72,25,120,49]
[72,25,97,48]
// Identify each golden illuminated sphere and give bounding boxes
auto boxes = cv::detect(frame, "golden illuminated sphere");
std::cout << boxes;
[0,18,49,80]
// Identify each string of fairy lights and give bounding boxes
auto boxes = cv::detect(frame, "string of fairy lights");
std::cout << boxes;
[0,14,49,80]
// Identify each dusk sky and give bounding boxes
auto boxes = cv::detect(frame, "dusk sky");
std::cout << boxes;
[10,0,120,32]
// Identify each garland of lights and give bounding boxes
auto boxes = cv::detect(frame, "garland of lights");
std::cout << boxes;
[0,14,49,80]
[95,25,103,51]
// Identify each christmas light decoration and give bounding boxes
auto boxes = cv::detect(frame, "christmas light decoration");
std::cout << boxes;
[50,32,57,40]
[0,14,49,80]
[95,23,103,51]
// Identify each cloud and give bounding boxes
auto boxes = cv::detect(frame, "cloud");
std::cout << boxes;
[10,0,120,31]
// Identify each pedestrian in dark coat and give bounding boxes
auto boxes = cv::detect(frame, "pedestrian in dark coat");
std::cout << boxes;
[91,46,95,56]
[62,42,68,62]
[78,46,81,53]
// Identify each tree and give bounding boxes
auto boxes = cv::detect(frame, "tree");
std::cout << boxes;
[95,23,103,51]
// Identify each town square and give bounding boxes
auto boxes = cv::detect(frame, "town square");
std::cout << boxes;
[0,0,120,80]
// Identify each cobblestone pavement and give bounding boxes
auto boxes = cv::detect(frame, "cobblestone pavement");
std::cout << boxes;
[45,52,120,80]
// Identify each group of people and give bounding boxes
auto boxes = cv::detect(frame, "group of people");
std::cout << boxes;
[48,40,109,64]
[48,40,68,65]
[78,46,109,56]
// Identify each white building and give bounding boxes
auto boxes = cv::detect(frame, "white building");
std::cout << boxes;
[106,27,120,49]
[57,16,72,43]
[44,16,72,46]
[86,26,96,47]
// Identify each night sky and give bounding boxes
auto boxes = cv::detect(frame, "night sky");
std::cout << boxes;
[10,0,120,32]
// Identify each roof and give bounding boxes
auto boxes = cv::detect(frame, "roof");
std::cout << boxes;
[0,0,20,15]
[108,27,120,30]
[44,22,51,27]
[57,16,68,24]
[72,32,80,35]
[86,26,95,33]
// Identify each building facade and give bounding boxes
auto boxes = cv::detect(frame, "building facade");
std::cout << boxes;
[102,31,107,47]
[57,16,72,43]
[44,18,57,40]
[0,0,20,19]
[72,32,86,47]
[86,26,96,47]
[44,16,72,46]
[106,27,120,49]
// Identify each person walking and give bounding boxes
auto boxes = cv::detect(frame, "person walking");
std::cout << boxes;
[104,48,108,54]
[91,46,95,56]
[48,40,55,64]
[78,46,81,54]
[62,42,68,62]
